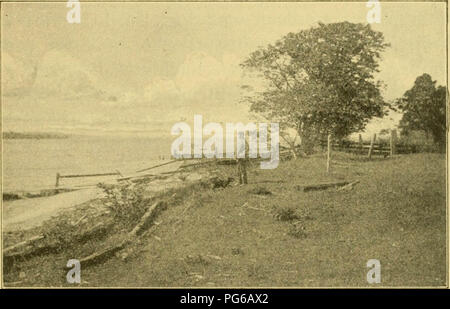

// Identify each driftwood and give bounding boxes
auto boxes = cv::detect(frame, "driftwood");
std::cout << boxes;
[297,181,352,192]
[74,201,167,268]
[4,219,114,269]
[3,235,45,255]
[78,241,127,267]
[4,237,59,272]
[129,201,166,236]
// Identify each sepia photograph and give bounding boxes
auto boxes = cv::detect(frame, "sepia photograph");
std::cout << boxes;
[1,1,448,290]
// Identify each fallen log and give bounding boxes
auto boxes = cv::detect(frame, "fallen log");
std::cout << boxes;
[3,235,45,255]
[4,219,114,267]
[74,201,167,268]
[297,181,352,192]
[129,201,167,237]
[78,241,127,267]
[336,180,360,191]
[4,240,59,272]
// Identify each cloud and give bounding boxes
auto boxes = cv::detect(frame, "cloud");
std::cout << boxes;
[3,50,252,135]
[142,51,250,123]
[144,77,179,102]
[30,49,107,100]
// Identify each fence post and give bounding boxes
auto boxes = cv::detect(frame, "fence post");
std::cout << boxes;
[390,129,397,156]
[55,173,60,188]
[327,134,332,173]
[368,133,376,160]
[358,134,363,155]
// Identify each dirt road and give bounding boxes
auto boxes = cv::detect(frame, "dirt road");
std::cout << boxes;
[3,188,102,232]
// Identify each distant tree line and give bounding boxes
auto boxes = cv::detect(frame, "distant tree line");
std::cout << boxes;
[3,131,69,139]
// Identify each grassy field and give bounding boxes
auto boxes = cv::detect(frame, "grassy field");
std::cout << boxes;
[4,153,447,287]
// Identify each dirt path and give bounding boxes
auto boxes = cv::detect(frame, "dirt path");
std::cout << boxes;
[3,188,102,232]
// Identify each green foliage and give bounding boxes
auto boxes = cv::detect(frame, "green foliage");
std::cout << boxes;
[396,74,446,151]
[241,22,389,153]
[42,217,82,250]
[98,183,149,228]
[398,130,439,153]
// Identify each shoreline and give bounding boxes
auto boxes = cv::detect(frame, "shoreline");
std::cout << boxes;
[3,158,229,250]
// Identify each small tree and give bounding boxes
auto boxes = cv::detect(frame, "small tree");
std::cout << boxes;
[241,22,390,154]
[396,73,447,151]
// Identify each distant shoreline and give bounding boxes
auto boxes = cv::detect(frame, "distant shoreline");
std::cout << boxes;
[2,131,69,140]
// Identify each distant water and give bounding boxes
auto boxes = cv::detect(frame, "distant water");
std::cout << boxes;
[2,135,173,192]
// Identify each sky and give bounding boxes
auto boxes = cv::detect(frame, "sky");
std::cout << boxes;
[1,2,447,138]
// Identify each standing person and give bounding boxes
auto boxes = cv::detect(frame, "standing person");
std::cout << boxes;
[237,157,248,184]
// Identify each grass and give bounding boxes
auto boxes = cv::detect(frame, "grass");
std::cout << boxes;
[3,153,447,287]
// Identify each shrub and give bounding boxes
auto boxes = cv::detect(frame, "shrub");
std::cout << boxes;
[273,206,299,221]
[98,183,150,228]
[42,217,82,250]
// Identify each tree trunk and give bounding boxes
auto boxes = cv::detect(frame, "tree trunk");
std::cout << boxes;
[298,130,315,155]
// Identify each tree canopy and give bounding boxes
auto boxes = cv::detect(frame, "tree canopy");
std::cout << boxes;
[396,73,446,149]
[241,22,390,152]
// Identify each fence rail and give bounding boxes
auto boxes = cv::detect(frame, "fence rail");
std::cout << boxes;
[318,141,418,156]
[55,171,122,188]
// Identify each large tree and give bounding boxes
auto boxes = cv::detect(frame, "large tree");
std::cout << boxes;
[396,73,447,149]
[241,22,389,153]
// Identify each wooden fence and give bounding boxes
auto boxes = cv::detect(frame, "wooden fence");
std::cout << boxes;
[319,139,418,156]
